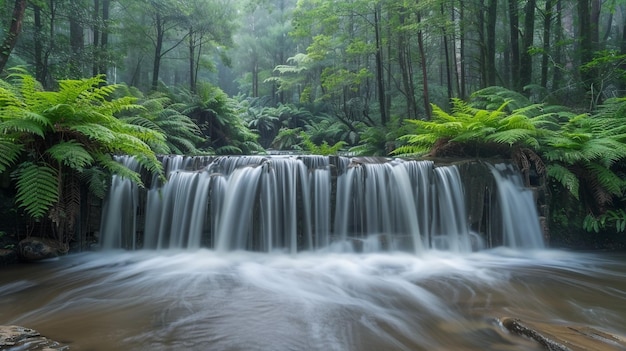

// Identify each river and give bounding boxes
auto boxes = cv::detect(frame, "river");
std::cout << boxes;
[2,248,625,350]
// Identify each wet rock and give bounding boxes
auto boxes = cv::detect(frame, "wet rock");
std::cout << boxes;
[17,237,68,262]
[0,325,68,350]
[501,317,626,351]
[0,248,18,265]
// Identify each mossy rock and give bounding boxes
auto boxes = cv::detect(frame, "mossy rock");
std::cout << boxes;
[17,237,68,262]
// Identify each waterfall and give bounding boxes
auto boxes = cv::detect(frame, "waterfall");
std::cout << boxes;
[489,163,546,249]
[99,156,545,252]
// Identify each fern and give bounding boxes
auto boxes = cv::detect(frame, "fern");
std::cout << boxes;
[0,138,24,173]
[94,153,143,186]
[80,167,108,199]
[46,140,94,171]
[11,162,59,219]
[547,164,580,199]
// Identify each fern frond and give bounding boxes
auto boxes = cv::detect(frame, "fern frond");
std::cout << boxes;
[94,153,143,186]
[11,162,59,219]
[80,167,108,199]
[585,162,624,197]
[70,123,117,144]
[486,129,535,146]
[0,138,24,173]
[0,118,46,138]
[547,163,580,199]
[582,138,626,166]
[46,140,94,171]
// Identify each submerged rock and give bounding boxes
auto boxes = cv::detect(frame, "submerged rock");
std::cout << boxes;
[501,317,626,351]
[0,325,69,350]
[17,237,68,262]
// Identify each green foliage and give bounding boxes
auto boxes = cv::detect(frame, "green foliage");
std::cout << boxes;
[118,91,207,155]
[0,70,166,243]
[395,86,626,232]
[174,83,264,155]
[299,132,345,155]
[271,128,302,151]
[583,209,626,233]
[11,162,59,220]
[393,98,544,157]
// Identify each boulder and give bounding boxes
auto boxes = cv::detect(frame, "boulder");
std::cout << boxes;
[17,237,68,262]
[0,325,68,350]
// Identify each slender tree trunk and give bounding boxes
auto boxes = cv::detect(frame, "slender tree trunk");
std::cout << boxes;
[98,0,110,76]
[189,28,196,92]
[451,0,461,98]
[93,0,100,77]
[69,2,85,78]
[397,8,417,119]
[0,0,28,73]
[519,0,536,90]
[441,4,453,100]
[552,0,563,90]
[619,5,626,90]
[478,1,487,86]
[417,11,431,119]
[508,0,520,91]
[459,1,467,98]
[541,0,553,88]
[152,13,164,91]
[34,5,45,83]
[374,4,387,125]
[486,0,498,86]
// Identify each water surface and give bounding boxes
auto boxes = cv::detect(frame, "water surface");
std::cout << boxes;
[2,249,625,350]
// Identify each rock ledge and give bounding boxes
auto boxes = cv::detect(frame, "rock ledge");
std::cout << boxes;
[0,325,69,350]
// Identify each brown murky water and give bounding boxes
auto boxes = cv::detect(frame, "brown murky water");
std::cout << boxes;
[1,249,626,350]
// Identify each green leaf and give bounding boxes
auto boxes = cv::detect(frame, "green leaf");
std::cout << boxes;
[11,162,59,219]
[0,138,23,173]
[46,140,94,171]
[547,164,580,199]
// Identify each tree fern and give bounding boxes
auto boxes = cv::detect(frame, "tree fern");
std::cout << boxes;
[0,72,167,243]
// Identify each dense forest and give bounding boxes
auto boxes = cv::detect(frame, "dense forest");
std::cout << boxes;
[1,0,626,248]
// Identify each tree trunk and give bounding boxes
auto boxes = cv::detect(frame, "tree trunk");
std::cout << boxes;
[519,0,536,90]
[34,4,45,83]
[417,11,431,120]
[0,0,28,73]
[508,0,520,91]
[441,3,453,100]
[450,0,461,98]
[69,2,85,78]
[98,0,110,76]
[552,0,563,90]
[374,4,388,125]
[541,0,553,88]
[152,12,164,91]
[459,1,467,98]
[189,28,195,92]
[92,0,100,77]
[486,0,498,86]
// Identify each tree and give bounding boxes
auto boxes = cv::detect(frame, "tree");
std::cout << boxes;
[0,0,27,73]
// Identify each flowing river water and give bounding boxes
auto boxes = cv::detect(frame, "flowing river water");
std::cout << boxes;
[2,249,626,350]
[2,156,626,350]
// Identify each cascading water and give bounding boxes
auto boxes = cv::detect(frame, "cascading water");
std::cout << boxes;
[99,155,545,252]
[5,156,626,351]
